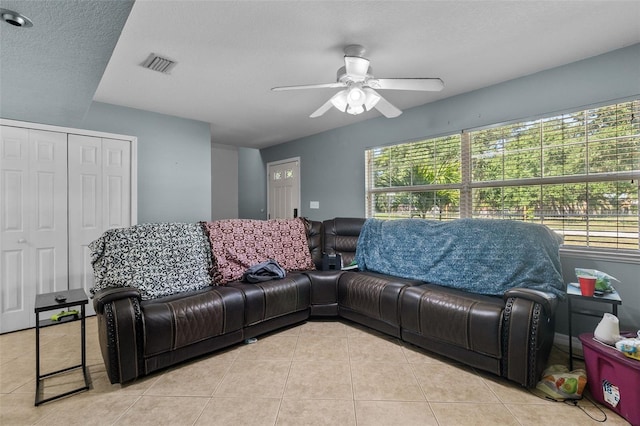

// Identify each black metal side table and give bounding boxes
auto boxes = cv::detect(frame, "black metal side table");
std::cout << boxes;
[567,284,622,370]
[34,288,89,406]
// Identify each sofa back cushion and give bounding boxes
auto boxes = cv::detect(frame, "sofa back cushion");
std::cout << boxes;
[89,223,213,300]
[322,217,365,267]
[204,218,316,285]
[305,219,323,269]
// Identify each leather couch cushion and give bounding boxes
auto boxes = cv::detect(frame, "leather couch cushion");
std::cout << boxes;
[228,273,311,326]
[323,218,365,267]
[304,219,323,269]
[142,286,244,356]
[338,271,421,325]
[402,284,504,358]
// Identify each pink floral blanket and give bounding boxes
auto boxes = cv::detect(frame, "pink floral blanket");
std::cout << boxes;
[203,218,316,284]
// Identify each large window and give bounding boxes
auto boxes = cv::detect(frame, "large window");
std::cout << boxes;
[366,99,640,252]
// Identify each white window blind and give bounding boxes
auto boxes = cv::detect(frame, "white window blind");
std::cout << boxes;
[366,134,462,220]
[365,99,640,252]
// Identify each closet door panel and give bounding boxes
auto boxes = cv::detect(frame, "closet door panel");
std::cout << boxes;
[1,127,30,332]
[68,135,102,312]
[0,127,67,332]
[2,170,26,232]
[2,250,24,314]
[31,130,68,296]
[1,126,28,233]
[80,174,99,228]
[103,138,131,229]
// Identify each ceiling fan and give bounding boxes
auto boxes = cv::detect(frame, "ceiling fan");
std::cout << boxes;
[271,45,444,118]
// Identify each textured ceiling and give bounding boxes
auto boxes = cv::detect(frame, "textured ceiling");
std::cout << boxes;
[0,0,134,125]
[2,1,639,148]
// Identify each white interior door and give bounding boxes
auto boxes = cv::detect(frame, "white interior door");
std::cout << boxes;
[68,135,132,316]
[68,134,102,316]
[0,126,68,332]
[267,158,300,219]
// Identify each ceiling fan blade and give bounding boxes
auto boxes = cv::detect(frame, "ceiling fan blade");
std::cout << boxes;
[373,95,402,118]
[370,78,444,92]
[272,82,346,91]
[309,99,335,118]
[344,56,370,79]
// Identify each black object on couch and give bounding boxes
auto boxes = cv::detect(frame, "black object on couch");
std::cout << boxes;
[93,217,559,388]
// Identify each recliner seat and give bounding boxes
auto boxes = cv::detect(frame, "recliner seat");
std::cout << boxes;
[338,271,422,338]
[228,273,311,339]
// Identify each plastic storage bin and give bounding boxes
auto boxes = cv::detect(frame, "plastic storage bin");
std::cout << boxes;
[579,333,640,426]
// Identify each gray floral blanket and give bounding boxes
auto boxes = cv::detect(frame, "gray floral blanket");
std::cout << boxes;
[89,223,213,300]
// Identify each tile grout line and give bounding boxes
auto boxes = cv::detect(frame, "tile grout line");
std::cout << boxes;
[108,395,141,425]
[346,329,359,426]
[273,331,300,426]
[209,349,239,398]
[404,344,443,425]
[191,395,213,426]
[189,352,238,426]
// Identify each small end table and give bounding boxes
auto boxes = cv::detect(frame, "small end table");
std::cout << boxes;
[34,288,89,406]
[567,284,622,370]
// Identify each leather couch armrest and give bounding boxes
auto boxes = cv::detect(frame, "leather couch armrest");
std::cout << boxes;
[502,288,558,388]
[93,287,141,314]
[93,287,144,384]
[503,288,558,317]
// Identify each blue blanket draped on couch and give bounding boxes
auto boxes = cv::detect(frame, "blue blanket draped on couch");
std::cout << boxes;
[355,218,565,298]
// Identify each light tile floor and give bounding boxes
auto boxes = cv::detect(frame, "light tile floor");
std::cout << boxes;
[0,317,630,425]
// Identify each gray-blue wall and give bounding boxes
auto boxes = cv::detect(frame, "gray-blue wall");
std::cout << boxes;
[253,43,640,334]
[81,102,212,223]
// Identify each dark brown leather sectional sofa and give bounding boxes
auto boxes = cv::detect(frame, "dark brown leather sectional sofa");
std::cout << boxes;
[93,217,558,388]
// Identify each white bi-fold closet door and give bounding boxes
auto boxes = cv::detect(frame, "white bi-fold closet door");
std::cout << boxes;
[0,127,68,333]
[0,122,136,333]
[68,134,133,318]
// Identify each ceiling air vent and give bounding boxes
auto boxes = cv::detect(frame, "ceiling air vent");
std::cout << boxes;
[141,53,177,74]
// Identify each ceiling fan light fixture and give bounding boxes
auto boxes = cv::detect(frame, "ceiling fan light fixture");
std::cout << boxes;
[330,90,349,112]
[347,104,365,115]
[363,88,381,111]
[342,85,380,115]
[347,86,365,105]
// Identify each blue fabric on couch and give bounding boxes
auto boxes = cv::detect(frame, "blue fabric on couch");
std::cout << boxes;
[355,218,565,298]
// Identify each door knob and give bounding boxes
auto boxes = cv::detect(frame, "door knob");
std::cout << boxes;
[17,238,27,243]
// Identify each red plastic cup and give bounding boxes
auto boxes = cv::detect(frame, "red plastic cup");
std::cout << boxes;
[578,276,597,296]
